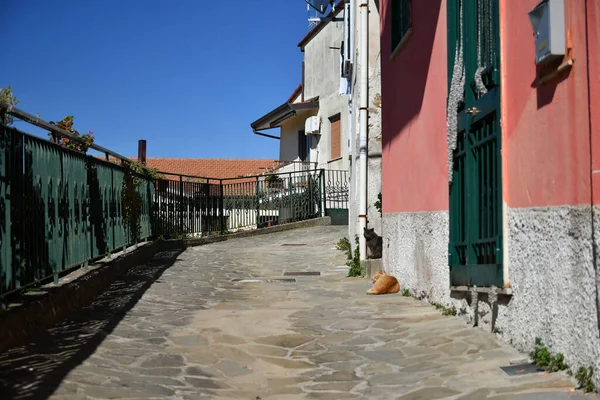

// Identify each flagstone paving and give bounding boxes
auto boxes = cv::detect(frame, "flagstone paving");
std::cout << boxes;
[0,225,598,399]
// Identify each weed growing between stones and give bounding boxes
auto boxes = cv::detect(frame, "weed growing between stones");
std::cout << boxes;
[346,235,362,277]
[576,366,595,393]
[548,353,568,372]
[400,290,456,315]
[527,337,598,391]
[336,237,352,260]
[529,338,568,372]
[431,303,457,316]
[335,236,362,277]
[530,338,552,367]
[346,248,361,277]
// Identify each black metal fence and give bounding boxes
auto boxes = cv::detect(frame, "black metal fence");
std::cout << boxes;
[153,169,329,238]
[324,169,349,209]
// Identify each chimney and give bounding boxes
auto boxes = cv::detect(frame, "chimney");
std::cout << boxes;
[138,140,147,165]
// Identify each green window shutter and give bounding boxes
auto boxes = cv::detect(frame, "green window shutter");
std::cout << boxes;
[448,0,503,288]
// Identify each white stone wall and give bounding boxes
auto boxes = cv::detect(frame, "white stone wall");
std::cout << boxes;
[382,211,451,304]
[348,0,383,245]
[502,206,600,385]
[382,206,600,386]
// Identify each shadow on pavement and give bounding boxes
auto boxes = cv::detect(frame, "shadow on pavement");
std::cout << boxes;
[0,249,184,400]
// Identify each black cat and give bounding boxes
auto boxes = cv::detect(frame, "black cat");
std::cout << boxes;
[363,227,382,259]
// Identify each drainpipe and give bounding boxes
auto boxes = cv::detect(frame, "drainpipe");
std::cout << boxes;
[347,2,355,160]
[358,0,369,261]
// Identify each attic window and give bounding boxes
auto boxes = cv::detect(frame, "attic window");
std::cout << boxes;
[391,0,412,54]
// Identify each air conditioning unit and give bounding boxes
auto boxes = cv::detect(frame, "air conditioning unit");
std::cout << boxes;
[305,116,321,136]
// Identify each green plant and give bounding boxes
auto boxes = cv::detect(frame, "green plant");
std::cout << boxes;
[48,116,94,153]
[0,86,19,124]
[530,338,552,367]
[347,244,362,277]
[336,236,351,251]
[530,338,570,373]
[443,307,457,316]
[402,289,411,297]
[346,234,362,277]
[548,353,568,372]
[374,192,382,217]
[266,174,281,182]
[266,174,283,184]
[576,366,595,393]
[122,161,161,242]
[432,302,457,316]
[336,237,352,259]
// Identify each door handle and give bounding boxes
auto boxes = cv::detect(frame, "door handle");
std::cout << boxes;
[466,107,480,115]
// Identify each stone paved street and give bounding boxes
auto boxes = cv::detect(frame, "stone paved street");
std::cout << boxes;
[0,226,597,399]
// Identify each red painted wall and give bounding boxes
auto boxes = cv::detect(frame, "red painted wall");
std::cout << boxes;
[501,0,597,208]
[380,0,448,213]
[381,0,599,213]
[587,0,600,205]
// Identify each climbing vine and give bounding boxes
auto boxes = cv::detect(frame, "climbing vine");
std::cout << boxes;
[374,192,382,217]
[347,235,362,277]
[122,161,161,242]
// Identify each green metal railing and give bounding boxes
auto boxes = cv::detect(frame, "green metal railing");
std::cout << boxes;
[0,111,153,302]
[0,103,351,302]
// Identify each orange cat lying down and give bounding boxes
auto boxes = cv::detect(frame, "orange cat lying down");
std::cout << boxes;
[366,270,400,295]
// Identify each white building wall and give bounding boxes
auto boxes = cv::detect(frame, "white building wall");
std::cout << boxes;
[348,0,382,246]
[303,12,349,173]
[279,110,317,169]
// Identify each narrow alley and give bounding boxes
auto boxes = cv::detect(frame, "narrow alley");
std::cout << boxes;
[0,226,594,400]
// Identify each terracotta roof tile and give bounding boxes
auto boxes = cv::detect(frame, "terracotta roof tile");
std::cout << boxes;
[134,158,277,179]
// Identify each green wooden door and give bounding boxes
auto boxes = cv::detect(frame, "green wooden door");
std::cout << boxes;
[448,0,503,287]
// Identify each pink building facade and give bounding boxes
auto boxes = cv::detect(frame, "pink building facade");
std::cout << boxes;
[380,0,600,382]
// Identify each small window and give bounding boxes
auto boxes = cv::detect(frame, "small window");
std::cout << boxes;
[329,114,341,160]
[298,130,310,162]
[391,0,411,53]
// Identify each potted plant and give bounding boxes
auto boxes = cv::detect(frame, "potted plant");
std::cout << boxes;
[266,174,284,189]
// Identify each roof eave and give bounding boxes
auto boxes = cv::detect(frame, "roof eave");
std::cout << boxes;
[290,96,319,111]
[250,102,294,132]
[250,97,319,132]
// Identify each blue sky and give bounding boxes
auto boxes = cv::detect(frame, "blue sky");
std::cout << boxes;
[1,1,317,159]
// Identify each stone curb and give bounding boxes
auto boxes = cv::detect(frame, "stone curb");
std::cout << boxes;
[161,216,332,249]
[0,217,331,353]
[361,258,383,280]
[0,241,162,353]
